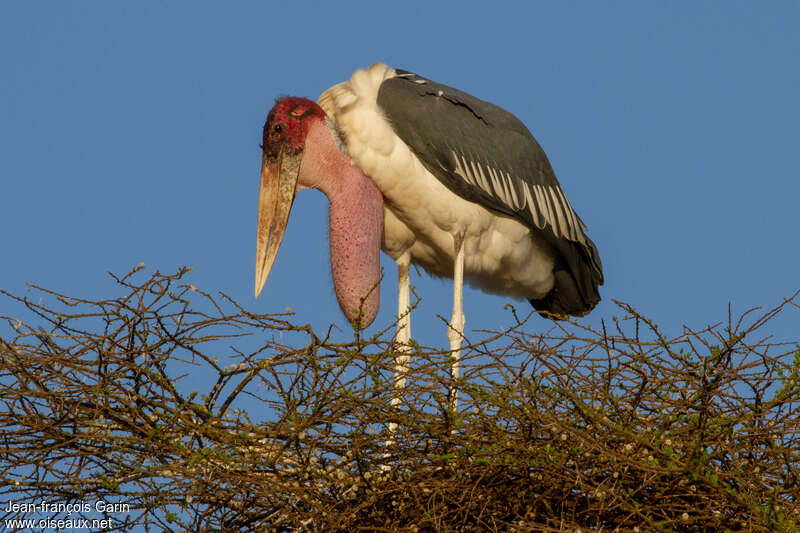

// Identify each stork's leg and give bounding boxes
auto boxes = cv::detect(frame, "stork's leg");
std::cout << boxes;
[395,251,411,351]
[389,251,411,435]
[448,234,466,412]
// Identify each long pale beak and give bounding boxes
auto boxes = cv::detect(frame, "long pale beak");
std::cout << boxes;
[255,148,302,298]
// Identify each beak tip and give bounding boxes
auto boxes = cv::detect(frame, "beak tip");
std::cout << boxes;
[254,275,263,299]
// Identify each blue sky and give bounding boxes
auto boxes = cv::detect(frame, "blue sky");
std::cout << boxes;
[2,2,799,349]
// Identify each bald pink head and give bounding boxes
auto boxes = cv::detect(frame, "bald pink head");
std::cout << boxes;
[255,96,384,329]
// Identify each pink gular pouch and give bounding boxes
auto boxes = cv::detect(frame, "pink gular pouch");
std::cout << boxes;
[255,97,383,329]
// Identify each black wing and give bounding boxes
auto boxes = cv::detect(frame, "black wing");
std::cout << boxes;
[377,69,603,315]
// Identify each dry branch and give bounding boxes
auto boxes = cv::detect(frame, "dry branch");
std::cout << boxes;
[1,268,798,532]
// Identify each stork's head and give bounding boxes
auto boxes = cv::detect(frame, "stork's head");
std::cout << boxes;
[255,95,384,330]
[261,98,326,159]
[255,97,325,299]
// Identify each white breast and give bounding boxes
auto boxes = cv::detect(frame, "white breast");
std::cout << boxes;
[319,63,556,300]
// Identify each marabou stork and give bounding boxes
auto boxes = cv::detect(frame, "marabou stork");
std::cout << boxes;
[255,63,603,408]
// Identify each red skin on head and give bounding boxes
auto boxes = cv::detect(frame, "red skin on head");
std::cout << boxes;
[262,97,326,158]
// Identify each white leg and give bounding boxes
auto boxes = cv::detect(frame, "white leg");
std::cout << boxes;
[389,252,411,435]
[382,251,412,461]
[395,251,411,357]
[448,234,466,412]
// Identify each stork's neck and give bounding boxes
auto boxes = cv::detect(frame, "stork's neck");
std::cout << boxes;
[299,118,384,329]
[298,119,358,197]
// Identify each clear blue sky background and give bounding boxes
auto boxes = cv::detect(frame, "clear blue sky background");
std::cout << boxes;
[2,2,798,350]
